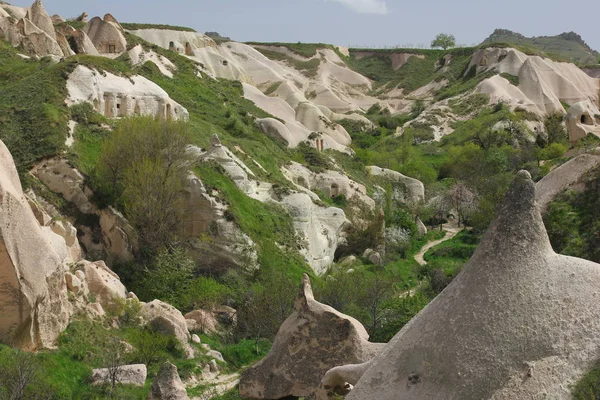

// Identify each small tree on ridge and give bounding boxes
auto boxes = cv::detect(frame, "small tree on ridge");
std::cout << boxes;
[431,33,456,50]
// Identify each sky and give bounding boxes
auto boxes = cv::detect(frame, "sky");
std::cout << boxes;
[9,0,600,51]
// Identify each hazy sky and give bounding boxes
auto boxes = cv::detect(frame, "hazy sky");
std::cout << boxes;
[10,0,600,50]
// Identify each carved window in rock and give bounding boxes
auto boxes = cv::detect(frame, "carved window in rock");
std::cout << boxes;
[108,44,116,54]
[116,97,125,117]
[185,42,193,56]
[166,103,172,120]
[315,138,325,151]
[169,41,175,51]
[222,60,229,67]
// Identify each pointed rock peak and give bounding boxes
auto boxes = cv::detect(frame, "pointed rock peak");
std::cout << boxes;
[477,170,552,260]
[294,273,315,311]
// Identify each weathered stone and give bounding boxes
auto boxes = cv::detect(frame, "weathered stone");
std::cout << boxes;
[239,274,384,399]
[142,300,193,359]
[91,364,147,387]
[184,309,218,334]
[343,171,600,399]
[148,362,189,400]
[191,334,201,344]
[0,140,71,350]
[82,260,127,309]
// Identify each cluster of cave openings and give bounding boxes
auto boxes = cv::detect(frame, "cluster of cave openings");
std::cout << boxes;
[315,138,325,151]
[330,183,340,198]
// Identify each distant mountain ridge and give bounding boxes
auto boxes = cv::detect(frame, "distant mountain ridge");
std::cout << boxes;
[483,29,599,65]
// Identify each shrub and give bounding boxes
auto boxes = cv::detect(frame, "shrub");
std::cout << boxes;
[97,117,193,251]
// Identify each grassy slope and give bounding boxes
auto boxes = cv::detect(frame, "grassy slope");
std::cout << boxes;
[0,40,71,180]
[483,30,599,65]
[121,22,196,32]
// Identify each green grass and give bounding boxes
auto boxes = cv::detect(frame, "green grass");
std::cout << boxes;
[423,230,479,275]
[121,22,196,32]
[264,81,282,95]
[572,361,600,399]
[500,72,520,86]
[247,42,333,58]
[449,93,490,116]
[253,47,321,78]
[0,39,73,181]
[483,30,599,65]
[196,163,310,280]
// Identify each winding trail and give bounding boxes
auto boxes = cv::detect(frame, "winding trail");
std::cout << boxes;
[414,221,464,266]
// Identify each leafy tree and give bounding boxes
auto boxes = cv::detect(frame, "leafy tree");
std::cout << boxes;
[97,117,193,251]
[431,33,456,50]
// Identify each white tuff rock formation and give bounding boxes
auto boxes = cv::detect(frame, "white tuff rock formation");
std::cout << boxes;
[0,140,72,350]
[66,65,189,120]
[337,171,600,399]
[239,274,384,399]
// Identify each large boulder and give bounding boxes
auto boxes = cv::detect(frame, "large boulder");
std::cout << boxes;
[366,166,425,205]
[148,362,189,400]
[142,300,194,359]
[342,171,600,400]
[239,274,384,399]
[82,260,127,310]
[0,140,71,350]
[91,364,147,387]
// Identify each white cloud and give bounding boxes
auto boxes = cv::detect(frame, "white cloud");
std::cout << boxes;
[326,0,389,14]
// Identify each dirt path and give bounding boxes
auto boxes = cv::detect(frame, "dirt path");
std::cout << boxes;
[414,221,464,266]
[190,373,240,400]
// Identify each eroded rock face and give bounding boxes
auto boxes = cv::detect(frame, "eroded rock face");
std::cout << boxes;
[342,171,600,400]
[142,300,193,359]
[535,151,600,211]
[566,100,600,142]
[239,274,384,399]
[91,364,147,387]
[67,65,189,121]
[0,140,71,350]
[82,260,127,310]
[85,14,127,54]
[148,362,189,400]
[366,166,425,205]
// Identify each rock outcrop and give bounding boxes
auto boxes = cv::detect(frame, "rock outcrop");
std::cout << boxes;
[239,274,384,399]
[91,364,147,387]
[148,362,189,400]
[85,14,127,54]
[67,65,189,120]
[340,171,600,399]
[536,151,600,211]
[30,157,138,264]
[566,100,600,142]
[472,47,600,115]
[142,300,194,359]
[367,166,425,204]
[0,140,72,350]
[199,139,349,274]
[180,171,258,273]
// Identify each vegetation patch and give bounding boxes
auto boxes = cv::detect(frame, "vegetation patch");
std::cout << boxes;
[121,22,196,32]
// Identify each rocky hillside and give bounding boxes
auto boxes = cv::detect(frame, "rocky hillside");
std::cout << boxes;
[483,28,600,65]
[1,1,600,399]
